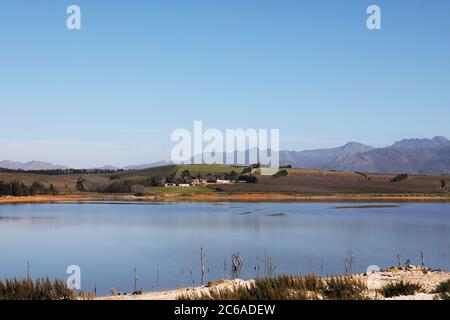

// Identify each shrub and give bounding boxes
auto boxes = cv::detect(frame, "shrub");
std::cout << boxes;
[433,279,450,300]
[238,175,258,183]
[391,174,408,183]
[180,170,191,179]
[225,171,239,181]
[149,177,164,187]
[76,178,85,191]
[381,281,423,298]
[131,185,146,195]
[272,169,288,178]
[242,167,252,174]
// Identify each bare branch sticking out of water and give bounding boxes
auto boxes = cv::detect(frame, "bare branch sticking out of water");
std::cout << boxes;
[231,253,243,279]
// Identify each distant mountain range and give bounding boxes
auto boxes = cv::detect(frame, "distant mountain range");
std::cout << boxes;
[280,136,450,175]
[327,136,450,174]
[279,142,375,170]
[0,160,69,171]
[0,160,173,172]
[1,137,449,174]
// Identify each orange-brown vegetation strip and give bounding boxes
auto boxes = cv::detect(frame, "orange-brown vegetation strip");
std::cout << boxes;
[1,193,450,205]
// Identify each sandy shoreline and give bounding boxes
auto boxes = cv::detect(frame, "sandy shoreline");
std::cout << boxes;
[97,266,450,300]
[1,193,450,205]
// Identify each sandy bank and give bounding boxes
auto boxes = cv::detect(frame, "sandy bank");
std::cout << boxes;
[98,266,450,300]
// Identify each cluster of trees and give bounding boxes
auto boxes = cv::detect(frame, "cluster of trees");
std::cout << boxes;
[0,181,58,197]
[224,171,239,181]
[76,176,130,193]
[161,169,258,185]
[238,174,258,183]
[149,177,164,187]
[76,176,146,195]
[222,169,258,184]
[76,167,260,193]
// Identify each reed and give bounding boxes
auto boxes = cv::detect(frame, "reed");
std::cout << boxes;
[323,276,367,300]
[0,277,93,300]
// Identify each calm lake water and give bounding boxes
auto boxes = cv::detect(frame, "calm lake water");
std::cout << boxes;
[0,201,449,295]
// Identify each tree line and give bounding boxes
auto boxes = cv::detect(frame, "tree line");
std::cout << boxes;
[0,181,58,196]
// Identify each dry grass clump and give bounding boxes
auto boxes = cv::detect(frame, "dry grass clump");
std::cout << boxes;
[180,274,368,300]
[323,276,367,300]
[0,277,93,300]
[381,281,424,298]
[433,279,450,300]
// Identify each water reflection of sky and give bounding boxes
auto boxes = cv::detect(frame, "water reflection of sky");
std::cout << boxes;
[0,202,449,295]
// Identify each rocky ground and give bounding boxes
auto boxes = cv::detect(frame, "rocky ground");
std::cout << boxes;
[354,265,450,300]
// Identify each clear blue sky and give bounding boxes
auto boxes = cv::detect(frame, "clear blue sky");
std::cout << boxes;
[1,0,449,167]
